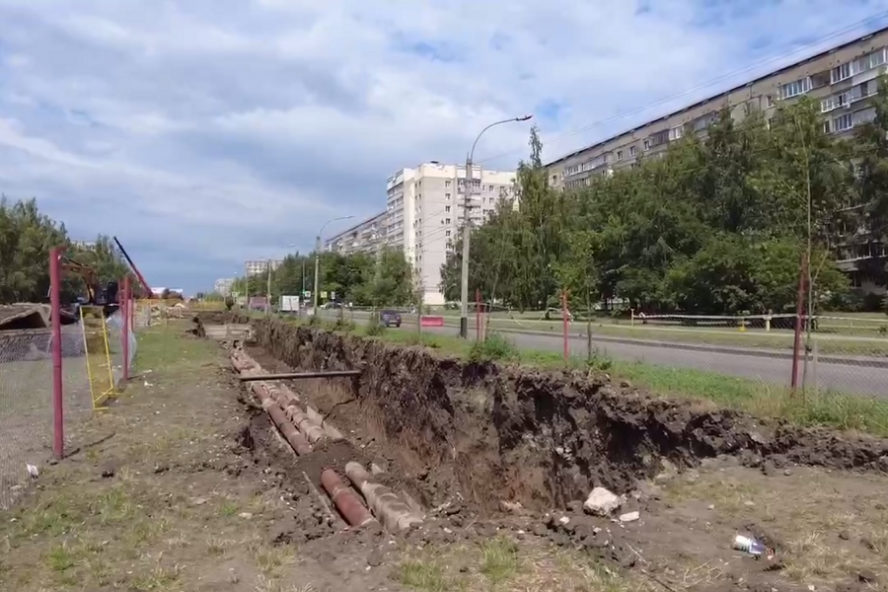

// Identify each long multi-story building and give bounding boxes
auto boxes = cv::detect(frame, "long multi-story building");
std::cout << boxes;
[324,211,387,256]
[546,26,888,295]
[326,162,517,305]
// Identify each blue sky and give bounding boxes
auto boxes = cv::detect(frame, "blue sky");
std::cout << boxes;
[1,0,888,294]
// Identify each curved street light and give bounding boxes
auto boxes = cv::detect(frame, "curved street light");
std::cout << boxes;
[313,215,355,312]
[460,115,533,339]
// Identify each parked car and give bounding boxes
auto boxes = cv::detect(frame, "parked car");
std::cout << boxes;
[380,309,402,328]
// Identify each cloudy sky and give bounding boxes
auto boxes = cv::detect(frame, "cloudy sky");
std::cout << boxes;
[2,0,888,293]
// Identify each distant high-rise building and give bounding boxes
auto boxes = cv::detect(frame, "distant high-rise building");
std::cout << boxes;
[392,163,517,305]
[213,278,235,296]
[244,260,281,277]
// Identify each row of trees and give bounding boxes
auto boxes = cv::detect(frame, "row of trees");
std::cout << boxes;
[439,86,888,314]
[0,196,131,304]
[226,247,416,307]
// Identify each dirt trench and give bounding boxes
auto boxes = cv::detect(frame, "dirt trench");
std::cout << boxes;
[207,314,888,517]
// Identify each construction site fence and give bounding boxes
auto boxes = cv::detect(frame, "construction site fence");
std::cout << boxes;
[0,252,147,509]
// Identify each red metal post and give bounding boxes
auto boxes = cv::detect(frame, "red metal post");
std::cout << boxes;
[562,289,569,361]
[122,275,130,382]
[790,253,808,396]
[49,247,64,460]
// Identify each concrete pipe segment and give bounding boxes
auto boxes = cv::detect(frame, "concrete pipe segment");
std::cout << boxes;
[345,462,423,532]
[320,469,377,529]
[233,350,343,443]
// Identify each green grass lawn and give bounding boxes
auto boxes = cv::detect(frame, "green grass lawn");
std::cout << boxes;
[337,309,888,357]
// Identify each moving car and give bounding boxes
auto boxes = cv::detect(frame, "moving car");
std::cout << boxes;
[380,309,402,328]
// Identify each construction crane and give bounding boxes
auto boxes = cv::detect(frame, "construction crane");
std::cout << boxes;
[113,236,152,297]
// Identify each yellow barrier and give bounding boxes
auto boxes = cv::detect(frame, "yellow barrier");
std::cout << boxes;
[188,301,226,311]
[79,306,117,409]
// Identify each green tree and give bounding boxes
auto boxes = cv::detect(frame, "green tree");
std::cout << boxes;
[0,196,69,303]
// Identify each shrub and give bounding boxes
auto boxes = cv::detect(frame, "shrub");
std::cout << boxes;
[364,322,387,336]
[333,319,356,332]
[468,333,519,363]
[586,347,614,372]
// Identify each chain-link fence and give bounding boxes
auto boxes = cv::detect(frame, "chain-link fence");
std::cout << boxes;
[0,325,92,509]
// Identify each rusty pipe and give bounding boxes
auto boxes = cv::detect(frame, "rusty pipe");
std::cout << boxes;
[321,469,377,528]
[287,406,327,443]
[345,462,423,532]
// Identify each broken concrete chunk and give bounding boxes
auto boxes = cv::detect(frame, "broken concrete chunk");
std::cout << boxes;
[619,511,640,523]
[583,487,622,516]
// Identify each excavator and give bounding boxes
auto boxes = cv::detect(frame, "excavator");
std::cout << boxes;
[59,256,120,318]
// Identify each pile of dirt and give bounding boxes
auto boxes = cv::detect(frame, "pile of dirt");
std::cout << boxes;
[236,317,888,516]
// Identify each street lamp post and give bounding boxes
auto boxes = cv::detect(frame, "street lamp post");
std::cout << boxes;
[460,115,533,339]
[313,216,354,314]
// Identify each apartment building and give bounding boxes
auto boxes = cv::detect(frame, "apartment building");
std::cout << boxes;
[324,211,388,256]
[213,278,234,296]
[547,26,888,295]
[387,162,516,305]
[244,260,281,277]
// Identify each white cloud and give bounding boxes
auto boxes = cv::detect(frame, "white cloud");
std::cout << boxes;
[0,0,886,292]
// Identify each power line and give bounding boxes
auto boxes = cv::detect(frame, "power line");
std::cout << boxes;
[476,11,888,167]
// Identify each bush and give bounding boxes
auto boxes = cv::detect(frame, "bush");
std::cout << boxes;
[333,319,356,332]
[308,314,322,326]
[586,347,613,372]
[364,322,386,336]
[468,333,519,363]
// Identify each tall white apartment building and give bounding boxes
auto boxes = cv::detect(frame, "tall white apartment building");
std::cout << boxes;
[244,260,281,276]
[213,278,235,296]
[387,162,516,306]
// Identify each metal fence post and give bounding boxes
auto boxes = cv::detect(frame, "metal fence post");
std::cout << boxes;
[123,276,130,383]
[49,246,65,460]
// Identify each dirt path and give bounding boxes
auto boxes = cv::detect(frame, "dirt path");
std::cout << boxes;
[0,323,641,592]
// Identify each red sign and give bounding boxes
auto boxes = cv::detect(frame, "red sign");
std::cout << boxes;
[420,316,445,327]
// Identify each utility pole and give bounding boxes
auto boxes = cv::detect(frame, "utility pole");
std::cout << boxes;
[266,259,272,315]
[459,157,473,338]
[313,235,321,313]
[459,115,533,339]
[314,216,355,316]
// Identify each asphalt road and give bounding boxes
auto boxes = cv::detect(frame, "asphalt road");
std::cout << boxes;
[319,311,888,398]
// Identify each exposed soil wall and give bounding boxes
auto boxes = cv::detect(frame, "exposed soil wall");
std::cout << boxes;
[215,314,888,513]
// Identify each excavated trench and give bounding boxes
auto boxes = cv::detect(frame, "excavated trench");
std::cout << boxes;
[198,313,888,526]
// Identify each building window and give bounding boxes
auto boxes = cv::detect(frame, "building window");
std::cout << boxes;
[779,77,812,99]
[831,63,852,84]
[766,95,774,108]
[445,218,451,224]
[643,139,651,151]
[446,230,451,237]
[445,205,451,213]
[616,150,623,161]
[445,180,451,187]
[834,113,854,132]
[629,145,637,157]
[445,193,451,200]
[854,107,877,126]
[669,126,683,141]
